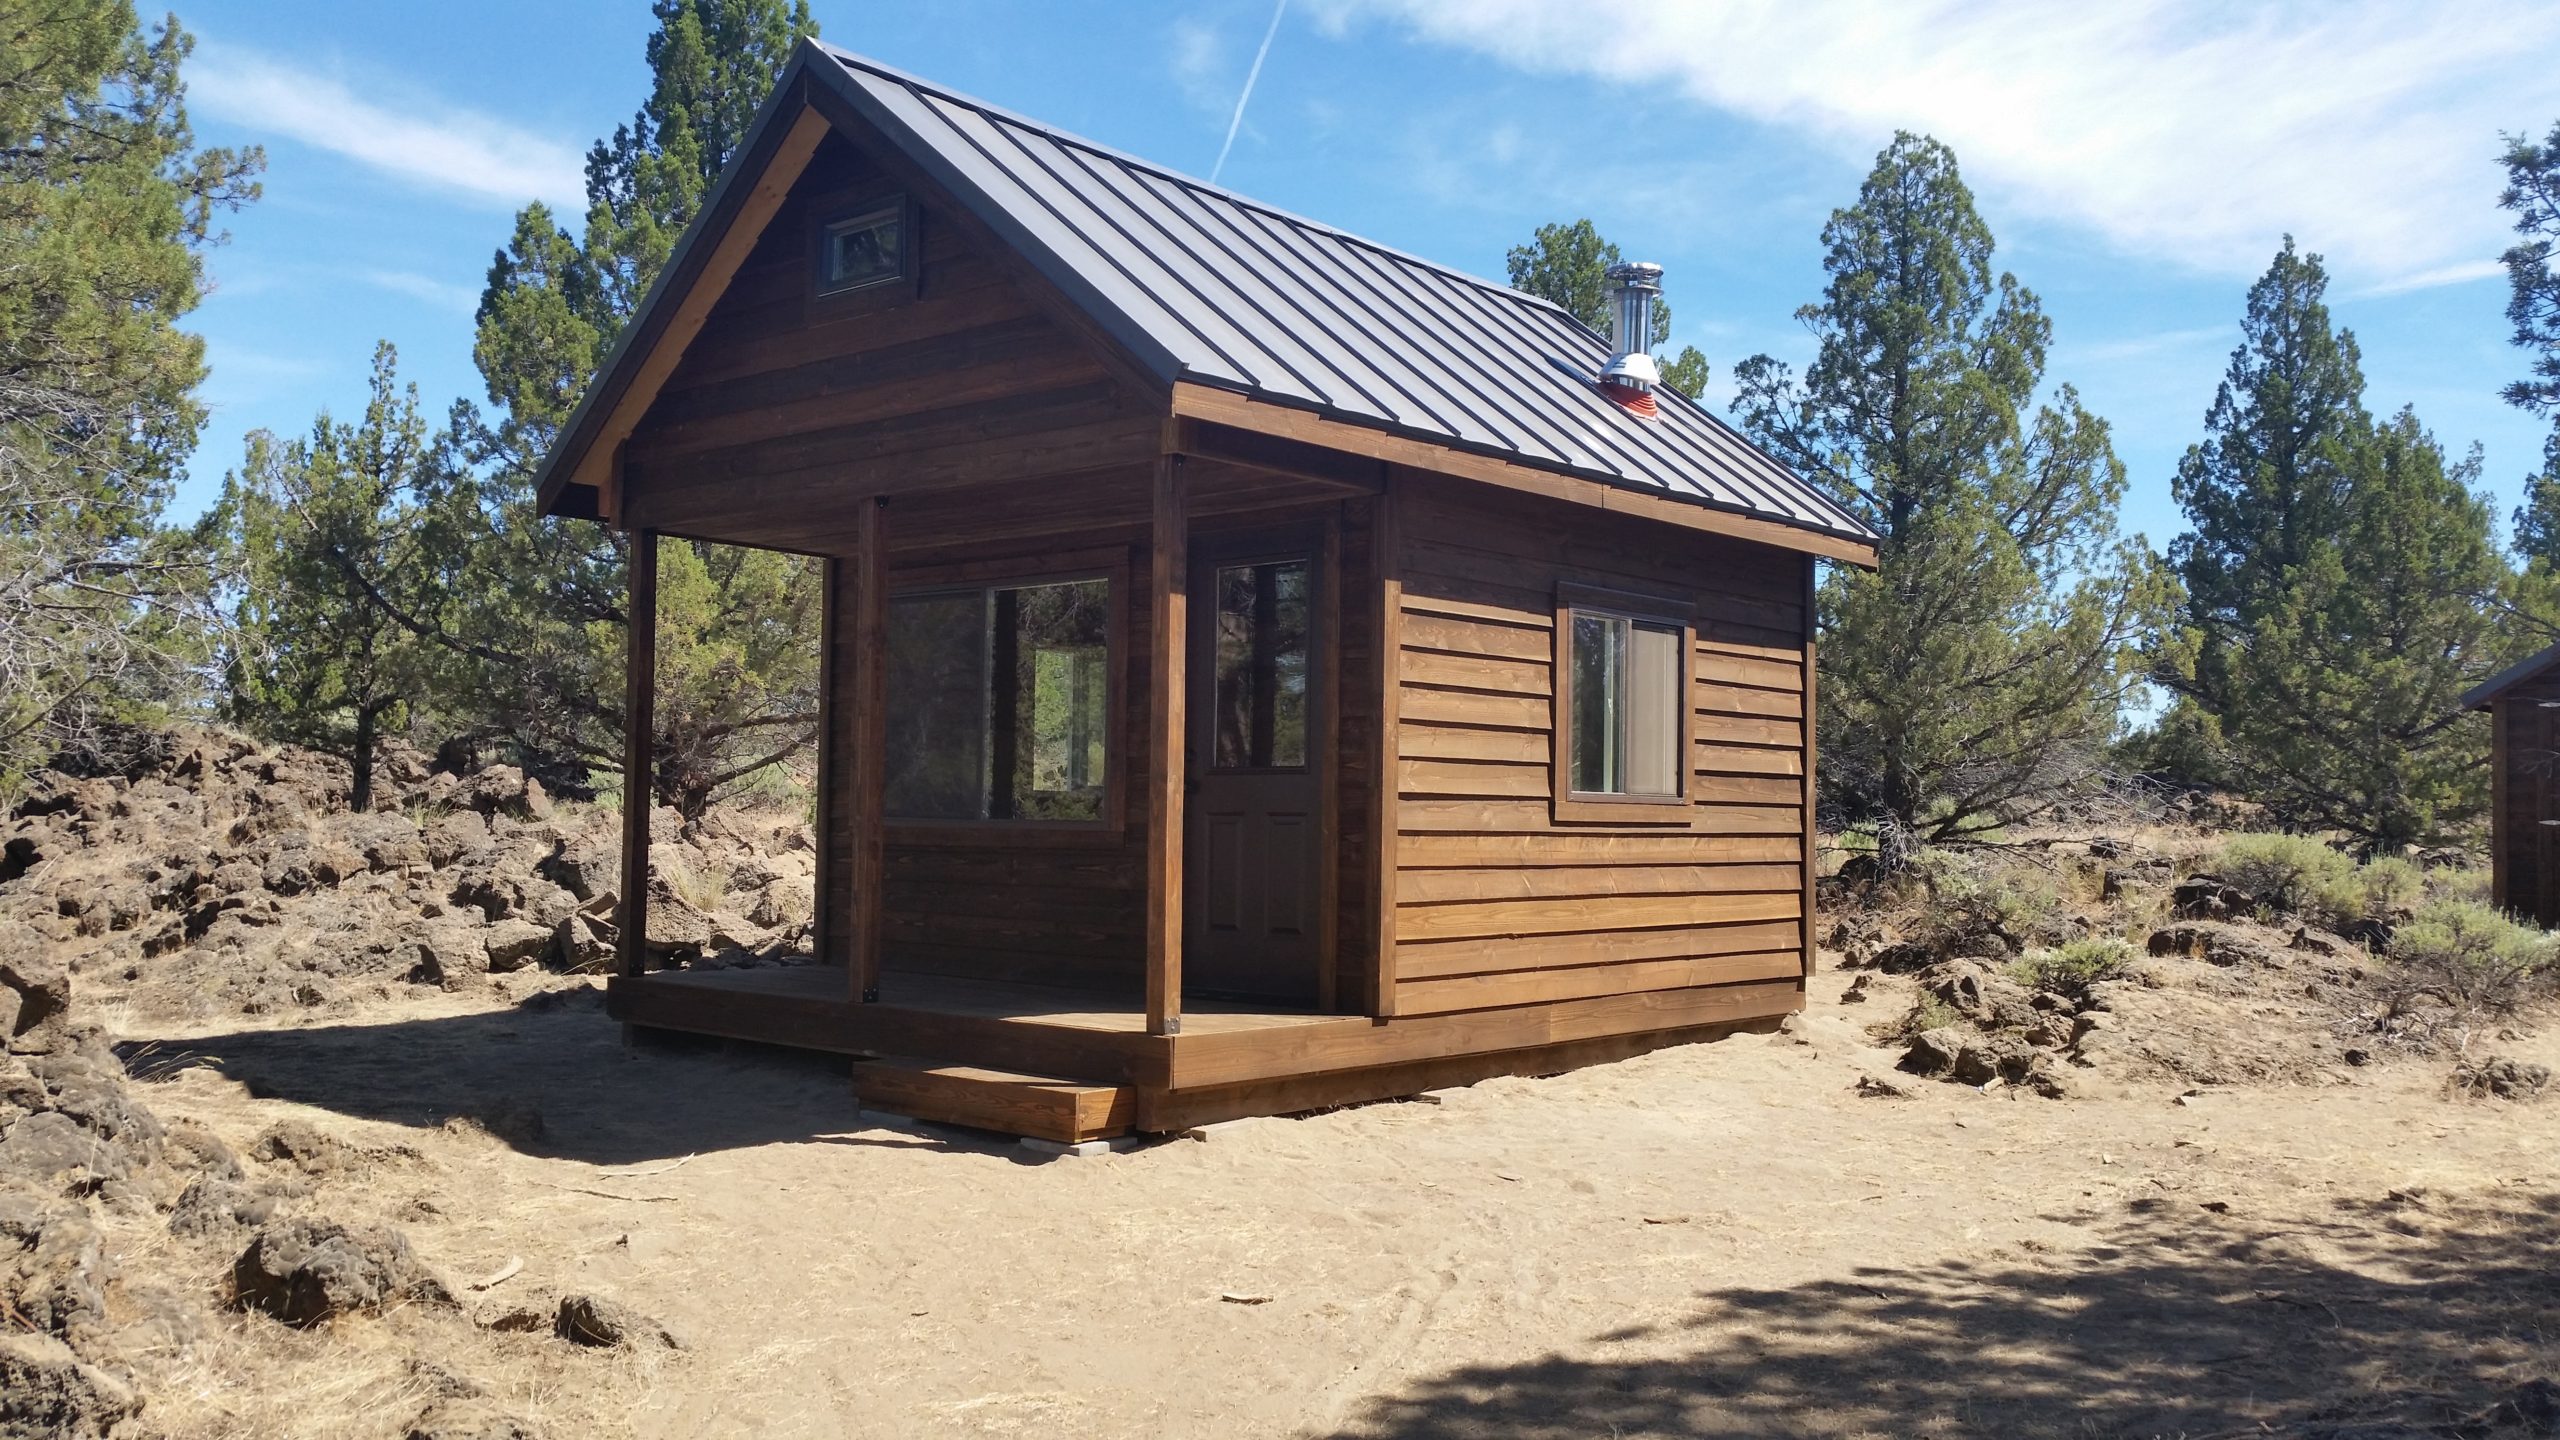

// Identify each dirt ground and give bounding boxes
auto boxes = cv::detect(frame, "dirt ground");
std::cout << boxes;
[99,966,2559,1440]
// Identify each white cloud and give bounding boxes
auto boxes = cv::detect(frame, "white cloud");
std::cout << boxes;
[191,44,585,210]
[357,269,482,316]
[1169,18,1230,113]
[1313,0,2560,292]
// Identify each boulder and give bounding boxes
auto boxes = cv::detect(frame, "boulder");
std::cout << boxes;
[167,1177,281,1240]
[2171,875,2254,921]
[1,1201,106,1337]
[0,1112,111,1181]
[553,1292,685,1350]
[231,1218,455,1325]
[426,813,489,870]
[1899,1027,1966,1078]
[415,924,491,990]
[480,918,554,974]
[0,948,71,1054]
[538,837,618,904]
[342,812,429,873]
[0,1333,138,1440]
[553,913,615,974]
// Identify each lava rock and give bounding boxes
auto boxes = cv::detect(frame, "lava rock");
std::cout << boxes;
[553,1292,685,1350]
[0,1332,138,1439]
[231,1218,455,1325]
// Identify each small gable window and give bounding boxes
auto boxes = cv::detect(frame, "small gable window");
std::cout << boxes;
[816,197,911,296]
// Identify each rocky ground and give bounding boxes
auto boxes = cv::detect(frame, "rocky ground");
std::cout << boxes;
[0,729,2552,1438]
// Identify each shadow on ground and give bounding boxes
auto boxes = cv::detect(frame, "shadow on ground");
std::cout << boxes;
[1336,1189,2560,1439]
[111,990,907,1165]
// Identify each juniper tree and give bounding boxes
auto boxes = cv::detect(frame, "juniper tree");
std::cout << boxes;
[2162,239,2371,716]
[2214,410,2502,849]
[1506,218,1712,399]
[2163,242,2506,848]
[0,1,259,787]
[220,345,437,810]
[1732,133,2171,851]
[350,0,823,814]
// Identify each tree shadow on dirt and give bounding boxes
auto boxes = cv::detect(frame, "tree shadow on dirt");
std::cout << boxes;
[1338,1188,2560,1439]
[109,990,963,1165]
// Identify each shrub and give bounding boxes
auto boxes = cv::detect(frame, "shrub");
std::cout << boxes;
[2216,833,2363,927]
[2431,866,2493,904]
[1904,994,1960,1037]
[2011,937,2134,999]
[1912,849,2074,949]
[2359,855,2424,913]
[2382,899,2558,1027]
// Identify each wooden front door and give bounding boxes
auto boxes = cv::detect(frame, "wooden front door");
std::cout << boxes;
[1184,535,1324,1004]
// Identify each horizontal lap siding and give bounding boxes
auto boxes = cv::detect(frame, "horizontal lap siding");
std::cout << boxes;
[1389,478,1811,1018]
[620,132,1153,554]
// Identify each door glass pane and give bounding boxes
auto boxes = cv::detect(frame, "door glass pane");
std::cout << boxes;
[999,578,1109,820]
[1570,613,1625,793]
[1627,621,1683,796]
[1212,560,1310,769]
[885,591,990,819]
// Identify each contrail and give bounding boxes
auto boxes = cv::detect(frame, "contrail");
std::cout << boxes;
[1211,0,1287,183]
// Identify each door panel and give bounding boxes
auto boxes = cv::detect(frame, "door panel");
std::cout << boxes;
[1184,542,1324,1004]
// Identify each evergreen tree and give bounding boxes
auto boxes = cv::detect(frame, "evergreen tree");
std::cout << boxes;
[0,1,259,786]
[2219,411,2502,849]
[2499,124,2560,634]
[2162,240,2370,717]
[362,0,821,814]
[1505,218,1712,399]
[2500,122,2560,424]
[220,346,436,810]
[1732,133,2171,850]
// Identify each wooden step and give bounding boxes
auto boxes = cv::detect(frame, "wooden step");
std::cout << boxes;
[854,1057,1136,1143]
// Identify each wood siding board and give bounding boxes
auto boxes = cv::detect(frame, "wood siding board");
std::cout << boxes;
[1395,919,1808,979]
[1395,951,1806,1014]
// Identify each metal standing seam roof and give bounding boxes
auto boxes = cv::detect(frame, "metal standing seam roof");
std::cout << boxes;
[806,43,1877,549]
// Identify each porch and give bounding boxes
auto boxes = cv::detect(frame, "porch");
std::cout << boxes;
[608,963,1786,1142]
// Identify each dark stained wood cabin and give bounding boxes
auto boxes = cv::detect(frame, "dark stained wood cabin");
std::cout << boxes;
[533,42,1881,1142]
[2466,645,2560,927]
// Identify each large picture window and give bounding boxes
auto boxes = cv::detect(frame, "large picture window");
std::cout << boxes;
[1554,587,1691,820]
[885,577,1111,822]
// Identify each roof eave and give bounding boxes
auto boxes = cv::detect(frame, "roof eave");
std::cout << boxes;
[2463,639,2560,710]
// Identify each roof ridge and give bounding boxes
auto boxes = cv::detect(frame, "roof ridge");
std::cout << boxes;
[809,40,1594,333]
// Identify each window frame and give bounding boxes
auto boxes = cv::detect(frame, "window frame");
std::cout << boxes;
[1551,581,1696,824]
[882,549,1128,846]
[810,191,920,304]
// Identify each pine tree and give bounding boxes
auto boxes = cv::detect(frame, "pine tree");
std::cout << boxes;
[1732,133,2171,850]
[220,345,436,810]
[2162,239,2370,717]
[1505,219,1712,399]
[2219,410,2502,849]
[0,1,259,786]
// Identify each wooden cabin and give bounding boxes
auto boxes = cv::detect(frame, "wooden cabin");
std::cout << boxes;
[532,41,1880,1143]
[2466,643,2560,926]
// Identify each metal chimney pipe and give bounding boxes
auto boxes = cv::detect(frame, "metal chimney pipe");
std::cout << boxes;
[1599,261,1663,392]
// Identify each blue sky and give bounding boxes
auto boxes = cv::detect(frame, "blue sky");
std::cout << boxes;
[174,0,2559,556]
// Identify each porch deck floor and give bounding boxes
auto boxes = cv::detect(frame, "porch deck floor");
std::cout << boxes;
[632,965,1340,1034]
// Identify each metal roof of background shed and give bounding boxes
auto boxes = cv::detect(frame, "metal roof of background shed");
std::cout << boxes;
[806,43,1874,547]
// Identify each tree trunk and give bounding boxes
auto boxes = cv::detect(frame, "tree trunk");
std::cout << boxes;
[351,702,376,814]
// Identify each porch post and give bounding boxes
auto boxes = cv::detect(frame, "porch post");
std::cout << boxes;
[617,529,658,978]
[850,498,889,1003]
[1146,445,1187,1036]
